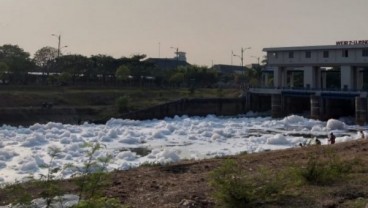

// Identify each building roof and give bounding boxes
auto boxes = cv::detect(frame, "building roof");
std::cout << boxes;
[145,58,190,70]
[264,44,368,52]
[211,64,248,74]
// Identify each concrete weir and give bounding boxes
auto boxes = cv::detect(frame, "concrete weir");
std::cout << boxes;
[271,94,283,118]
[310,96,321,119]
[355,97,367,125]
[256,92,366,123]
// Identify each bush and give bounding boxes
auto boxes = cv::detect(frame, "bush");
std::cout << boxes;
[116,96,130,113]
[298,150,355,185]
[209,160,286,207]
[5,181,33,207]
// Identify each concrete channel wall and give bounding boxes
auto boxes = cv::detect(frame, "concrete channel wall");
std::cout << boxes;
[121,98,248,120]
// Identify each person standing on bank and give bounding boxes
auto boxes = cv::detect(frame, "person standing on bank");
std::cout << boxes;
[359,130,365,140]
[328,132,336,144]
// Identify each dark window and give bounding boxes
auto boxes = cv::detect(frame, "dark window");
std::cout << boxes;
[305,51,311,58]
[288,51,294,58]
[342,50,349,57]
[323,51,329,58]
[362,49,368,57]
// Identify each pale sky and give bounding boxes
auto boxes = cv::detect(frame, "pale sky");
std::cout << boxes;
[1,0,368,66]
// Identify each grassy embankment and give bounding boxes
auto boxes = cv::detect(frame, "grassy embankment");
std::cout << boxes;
[0,86,240,125]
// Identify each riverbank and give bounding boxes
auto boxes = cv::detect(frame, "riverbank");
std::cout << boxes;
[0,87,239,126]
[0,139,367,207]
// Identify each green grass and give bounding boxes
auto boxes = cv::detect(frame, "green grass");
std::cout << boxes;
[209,149,367,207]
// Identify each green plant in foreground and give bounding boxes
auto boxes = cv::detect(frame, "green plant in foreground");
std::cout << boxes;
[209,159,286,208]
[38,146,63,208]
[299,149,356,185]
[6,181,33,207]
[73,197,126,208]
[70,142,113,202]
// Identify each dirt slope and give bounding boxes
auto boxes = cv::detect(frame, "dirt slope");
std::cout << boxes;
[104,139,368,208]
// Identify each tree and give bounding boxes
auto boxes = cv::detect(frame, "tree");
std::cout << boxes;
[0,44,34,83]
[52,54,91,84]
[0,62,9,84]
[126,54,155,87]
[115,65,130,82]
[91,55,117,84]
[169,72,185,87]
[33,46,58,75]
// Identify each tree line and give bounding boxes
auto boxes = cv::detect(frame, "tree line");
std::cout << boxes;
[0,44,262,88]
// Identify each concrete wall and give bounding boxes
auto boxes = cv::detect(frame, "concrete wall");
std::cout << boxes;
[121,98,247,120]
[0,107,102,126]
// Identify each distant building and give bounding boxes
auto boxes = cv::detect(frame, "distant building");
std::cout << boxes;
[248,41,368,123]
[211,64,247,74]
[145,50,190,70]
[262,43,368,90]
[145,58,190,70]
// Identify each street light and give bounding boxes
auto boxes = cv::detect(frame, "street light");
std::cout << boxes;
[233,47,251,90]
[233,47,251,68]
[251,56,260,65]
[51,34,68,58]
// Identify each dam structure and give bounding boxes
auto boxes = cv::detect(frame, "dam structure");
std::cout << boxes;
[249,41,368,124]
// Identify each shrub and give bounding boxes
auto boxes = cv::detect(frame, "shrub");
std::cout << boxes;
[116,96,130,113]
[209,159,286,207]
[298,150,355,185]
[5,181,33,207]
[38,146,63,208]
[73,197,125,208]
[67,142,113,201]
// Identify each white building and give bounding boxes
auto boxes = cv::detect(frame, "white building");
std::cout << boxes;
[248,41,368,123]
[263,42,368,90]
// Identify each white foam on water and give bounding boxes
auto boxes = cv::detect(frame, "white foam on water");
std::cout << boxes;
[0,114,364,184]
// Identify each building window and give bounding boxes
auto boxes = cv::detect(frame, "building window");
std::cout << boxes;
[288,51,294,58]
[342,50,349,57]
[305,51,311,58]
[362,49,368,57]
[323,51,329,58]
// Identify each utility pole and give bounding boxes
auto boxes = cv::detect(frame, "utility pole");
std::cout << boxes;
[51,34,68,58]
[231,50,233,65]
[233,47,251,69]
[240,47,251,68]
[233,47,251,89]
[52,34,61,58]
